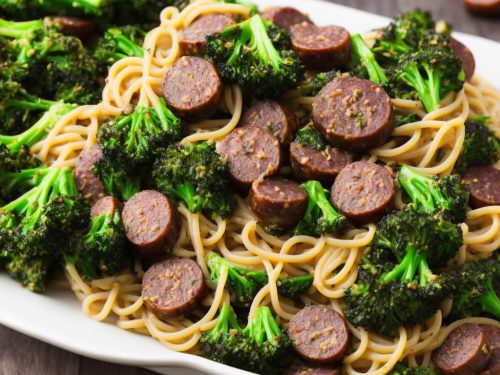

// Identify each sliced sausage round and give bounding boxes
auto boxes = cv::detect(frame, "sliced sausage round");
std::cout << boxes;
[179,14,235,55]
[261,7,312,31]
[290,22,351,71]
[91,196,121,217]
[433,323,491,375]
[162,56,223,121]
[122,190,180,258]
[217,126,282,190]
[451,38,475,82]
[250,177,308,231]
[464,166,500,208]
[313,77,395,152]
[52,16,95,39]
[240,100,297,144]
[142,257,205,318]
[480,325,500,375]
[290,142,354,186]
[464,0,500,16]
[288,305,350,364]
[331,161,395,223]
[286,363,342,375]
[73,144,105,203]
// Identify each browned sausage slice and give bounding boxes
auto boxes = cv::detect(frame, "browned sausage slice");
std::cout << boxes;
[162,56,223,121]
[331,161,395,223]
[451,38,476,82]
[464,0,500,16]
[91,196,121,217]
[463,166,500,208]
[312,77,395,152]
[286,363,342,375]
[290,142,354,185]
[290,22,351,71]
[480,325,500,375]
[261,7,312,31]
[122,190,180,258]
[73,144,105,203]
[51,16,95,38]
[250,177,308,231]
[217,127,282,190]
[142,257,205,318]
[288,305,350,364]
[179,14,235,55]
[240,100,297,144]
[433,323,491,375]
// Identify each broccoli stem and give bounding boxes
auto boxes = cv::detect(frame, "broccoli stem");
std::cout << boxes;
[0,102,75,154]
[173,183,201,212]
[379,245,418,284]
[303,180,345,233]
[37,0,109,14]
[0,19,43,39]
[401,63,441,112]
[351,34,387,84]
[479,279,500,318]
[244,306,280,345]
[206,302,241,342]
[107,28,144,60]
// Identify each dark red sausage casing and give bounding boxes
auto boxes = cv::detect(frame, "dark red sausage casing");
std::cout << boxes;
[313,77,395,152]
[261,7,312,31]
[480,325,500,375]
[288,305,350,364]
[162,56,223,121]
[240,100,298,145]
[290,22,351,71]
[91,196,122,218]
[463,0,500,16]
[331,161,395,223]
[451,38,476,82]
[250,177,308,231]
[122,190,180,259]
[179,14,235,55]
[463,166,500,208]
[142,257,205,318]
[217,126,282,190]
[73,144,106,203]
[290,142,354,186]
[433,323,491,375]
[285,363,342,375]
[51,16,95,39]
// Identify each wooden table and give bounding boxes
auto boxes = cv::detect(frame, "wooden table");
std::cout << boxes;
[1,1,498,374]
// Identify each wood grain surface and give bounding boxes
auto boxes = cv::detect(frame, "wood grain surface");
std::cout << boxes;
[1,1,498,374]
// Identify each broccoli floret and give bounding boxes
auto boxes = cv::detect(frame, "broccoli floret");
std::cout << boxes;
[1,167,89,259]
[398,165,470,223]
[0,144,39,177]
[350,33,387,84]
[299,70,340,96]
[345,206,460,335]
[94,26,146,74]
[217,0,258,14]
[294,125,325,151]
[152,142,234,220]
[396,113,420,127]
[444,257,500,321]
[0,163,50,202]
[92,157,141,202]
[454,121,500,175]
[390,363,443,375]
[206,14,304,98]
[98,98,183,168]
[207,252,313,306]
[294,180,347,237]
[64,205,129,281]
[385,47,464,112]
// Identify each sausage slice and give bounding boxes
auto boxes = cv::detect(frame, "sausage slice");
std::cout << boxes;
[331,161,395,223]
[290,142,354,185]
[142,257,205,318]
[286,363,342,375]
[480,325,500,375]
[91,196,121,217]
[162,56,223,121]
[433,323,491,375]
[290,22,351,71]
[262,7,312,31]
[240,100,297,144]
[122,190,180,258]
[180,14,235,55]
[464,0,500,16]
[73,144,105,203]
[288,305,350,364]
[217,127,282,190]
[463,166,500,208]
[451,38,475,82]
[312,77,395,152]
[250,177,308,231]
[52,16,95,39]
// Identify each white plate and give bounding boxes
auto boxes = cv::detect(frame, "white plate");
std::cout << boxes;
[1,1,499,375]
